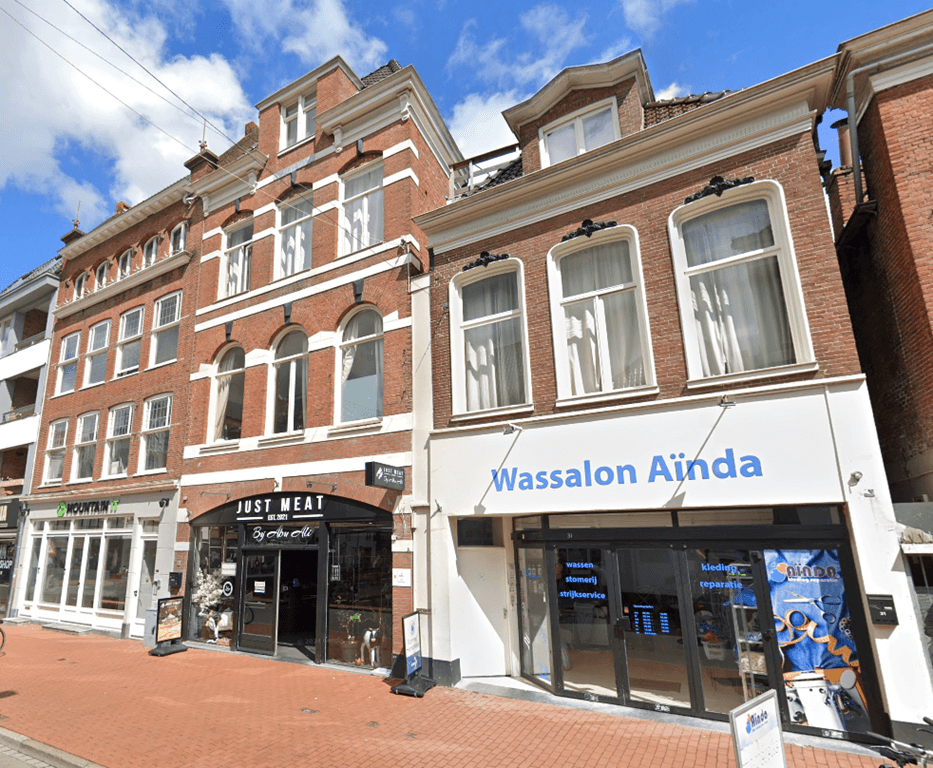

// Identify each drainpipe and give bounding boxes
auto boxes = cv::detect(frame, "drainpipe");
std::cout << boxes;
[843,40,933,204]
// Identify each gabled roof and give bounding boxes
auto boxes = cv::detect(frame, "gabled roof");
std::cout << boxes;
[0,255,61,304]
[362,59,402,88]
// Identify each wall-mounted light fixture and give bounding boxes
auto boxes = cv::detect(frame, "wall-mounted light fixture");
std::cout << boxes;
[503,423,523,435]
[719,394,736,408]
[848,471,863,487]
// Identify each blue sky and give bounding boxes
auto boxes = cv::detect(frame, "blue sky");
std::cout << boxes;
[0,0,928,289]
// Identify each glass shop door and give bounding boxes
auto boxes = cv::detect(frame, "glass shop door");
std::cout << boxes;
[238,551,279,655]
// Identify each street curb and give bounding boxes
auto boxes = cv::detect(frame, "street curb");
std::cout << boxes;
[0,725,107,768]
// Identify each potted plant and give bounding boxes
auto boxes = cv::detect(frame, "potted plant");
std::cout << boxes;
[333,610,362,663]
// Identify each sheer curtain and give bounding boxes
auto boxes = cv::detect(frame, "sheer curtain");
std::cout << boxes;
[214,348,244,440]
[561,242,644,395]
[683,201,794,376]
[341,311,384,422]
[463,272,525,410]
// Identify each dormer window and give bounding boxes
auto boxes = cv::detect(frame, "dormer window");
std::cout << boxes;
[539,99,620,167]
[282,93,316,150]
[170,222,187,254]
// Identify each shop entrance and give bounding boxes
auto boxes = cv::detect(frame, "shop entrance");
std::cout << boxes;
[518,532,877,738]
[277,549,318,660]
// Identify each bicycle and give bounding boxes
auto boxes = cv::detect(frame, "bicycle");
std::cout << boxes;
[867,717,933,768]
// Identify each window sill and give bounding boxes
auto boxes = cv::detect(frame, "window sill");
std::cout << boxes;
[147,358,178,372]
[66,478,94,485]
[136,468,168,476]
[40,481,63,487]
[555,385,659,409]
[200,440,240,455]
[113,370,139,381]
[328,418,383,436]
[684,361,819,391]
[81,381,106,391]
[278,135,314,158]
[51,390,75,399]
[102,473,129,481]
[449,403,535,423]
[257,431,305,448]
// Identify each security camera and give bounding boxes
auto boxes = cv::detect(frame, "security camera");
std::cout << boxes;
[159,498,169,508]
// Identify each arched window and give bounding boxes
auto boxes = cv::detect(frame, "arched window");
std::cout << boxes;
[339,309,383,423]
[213,347,245,441]
[272,331,307,434]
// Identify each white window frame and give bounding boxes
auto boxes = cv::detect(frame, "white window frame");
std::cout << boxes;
[116,307,144,378]
[210,346,246,443]
[222,222,253,299]
[118,250,132,280]
[546,226,656,403]
[84,320,110,387]
[150,292,182,367]
[95,262,109,291]
[170,222,187,255]
[281,92,316,150]
[538,97,621,168]
[449,259,533,416]
[668,179,814,385]
[143,236,159,268]
[57,331,81,394]
[268,330,308,435]
[73,273,87,300]
[277,195,314,279]
[44,419,68,484]
[72,412,99,481]
[0,316,12,357]
[340,162,384,256]
[139,394,172,473]
[104,403,134,478]
[335,308,384,425]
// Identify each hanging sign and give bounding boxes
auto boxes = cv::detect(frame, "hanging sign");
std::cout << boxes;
[730,690,786,768]
[365,462,406,491]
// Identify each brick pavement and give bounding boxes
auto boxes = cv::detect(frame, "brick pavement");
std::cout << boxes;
[0,624,878,768]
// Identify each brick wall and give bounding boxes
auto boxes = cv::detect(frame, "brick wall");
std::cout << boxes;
[431,132,861,427]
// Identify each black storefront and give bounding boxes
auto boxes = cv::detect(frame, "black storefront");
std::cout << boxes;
[187,492,392,667]
[513,506,887,742]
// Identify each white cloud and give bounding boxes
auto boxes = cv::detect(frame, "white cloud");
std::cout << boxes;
[216,0,388,74]
[620,0,693,40]
[0,0,252,231]
[447,91,525,159]
[447,4,589,90]
[656,81,691,100]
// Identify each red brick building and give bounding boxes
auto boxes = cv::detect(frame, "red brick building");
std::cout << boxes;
[176,57,459,667]
[17,180,196,639]
[415,49,929,740]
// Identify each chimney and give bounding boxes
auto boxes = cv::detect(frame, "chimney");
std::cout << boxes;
[831,118,852,169]
[116,201,131,215]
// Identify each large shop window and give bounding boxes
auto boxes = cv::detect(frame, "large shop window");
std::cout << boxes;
[279,196,313,278]
[326,525,392,666]
[189,525,239,646]
[213,347,245,441]
[271,331,307,434]
[451,261,529,414]
[548,228,653,399]
[338,309,383,423]
[342,163,383,255]
[669,181,812,381]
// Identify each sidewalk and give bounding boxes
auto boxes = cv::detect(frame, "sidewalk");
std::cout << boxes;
[0,624,877,768]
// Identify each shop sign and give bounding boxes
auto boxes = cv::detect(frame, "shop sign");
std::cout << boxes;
[730,690,786,768]
[155,597,184,643]
[57,499,120,517]
[365,461,405,491]
[235,493,327,523]
[247,524,319,546]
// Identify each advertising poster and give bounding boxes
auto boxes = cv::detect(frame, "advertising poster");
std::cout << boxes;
[765,550,870,734]
[155,596,184,643]
[730,689,786,768]
[402,612,422,676]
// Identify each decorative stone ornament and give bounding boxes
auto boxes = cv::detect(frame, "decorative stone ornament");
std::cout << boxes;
[463,251,510,272]
[561,219,618,242]
[684,175,755,204]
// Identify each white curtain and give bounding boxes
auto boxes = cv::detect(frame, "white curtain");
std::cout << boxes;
[561,242,644,394]
[683,201,794,376]
[341,311,383,421]
[463,273,524,410]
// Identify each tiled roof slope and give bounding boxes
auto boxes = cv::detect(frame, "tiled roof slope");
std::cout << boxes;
[0,255,61,302]
[477,156,524,192]
[644,91,730,126]
[361,60,402,87]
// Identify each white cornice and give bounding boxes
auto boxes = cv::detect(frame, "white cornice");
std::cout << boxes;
[255,56,362,112]
[58,178,190,260]
[54,252,192,318]
[503,50,653,133]
[418,58,835,254]
[191,151,268,215]
[317,66,462,171]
